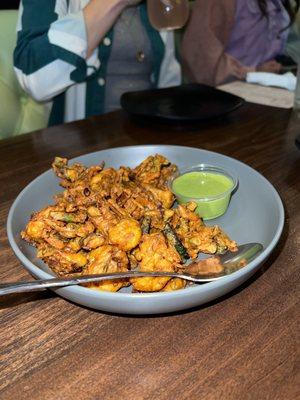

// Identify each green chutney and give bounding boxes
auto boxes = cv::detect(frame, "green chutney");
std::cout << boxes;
[172,171,234,220]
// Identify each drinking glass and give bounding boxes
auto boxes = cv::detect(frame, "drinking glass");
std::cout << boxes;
[147,0,190,30]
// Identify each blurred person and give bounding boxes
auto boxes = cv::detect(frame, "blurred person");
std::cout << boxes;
[14,0,181,126]
[181,0,299,86]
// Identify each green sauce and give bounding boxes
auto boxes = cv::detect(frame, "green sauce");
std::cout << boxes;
[172,171,235,220]
[172,171,233,198]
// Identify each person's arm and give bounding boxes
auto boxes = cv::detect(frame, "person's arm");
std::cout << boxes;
[181,0,255,86]
[84,0,141,57]
[14,0,139,102]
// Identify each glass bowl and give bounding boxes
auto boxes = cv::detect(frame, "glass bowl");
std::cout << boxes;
[170,164,238,220]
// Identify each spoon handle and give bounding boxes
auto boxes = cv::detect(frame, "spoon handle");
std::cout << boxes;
[0,271,209,296]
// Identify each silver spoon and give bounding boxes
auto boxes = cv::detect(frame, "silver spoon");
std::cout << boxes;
[0,243,263,296]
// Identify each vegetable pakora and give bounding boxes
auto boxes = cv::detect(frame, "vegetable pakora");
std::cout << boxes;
[21,154,237,293]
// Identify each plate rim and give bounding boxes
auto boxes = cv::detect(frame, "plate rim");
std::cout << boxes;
[7,144,285,300]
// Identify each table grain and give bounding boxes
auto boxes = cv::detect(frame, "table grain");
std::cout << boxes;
[0,105,299,400]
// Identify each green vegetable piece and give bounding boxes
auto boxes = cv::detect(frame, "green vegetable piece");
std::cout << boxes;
[164,223,189,262]
[141,216,151,234]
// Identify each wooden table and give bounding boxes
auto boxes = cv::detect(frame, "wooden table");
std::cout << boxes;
[1,104,299,400]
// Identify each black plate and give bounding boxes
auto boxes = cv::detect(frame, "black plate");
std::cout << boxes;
[121,83,244,123]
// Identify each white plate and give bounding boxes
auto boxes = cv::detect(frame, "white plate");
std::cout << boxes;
[7,145,284,314]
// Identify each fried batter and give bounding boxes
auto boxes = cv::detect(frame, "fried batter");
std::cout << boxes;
[170,202,237,258]
[130,233,184,292]
[108,219,142,251]
[85,245,129,292]
[22,154,237,293]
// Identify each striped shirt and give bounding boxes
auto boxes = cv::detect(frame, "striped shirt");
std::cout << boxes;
[14,0,181,126]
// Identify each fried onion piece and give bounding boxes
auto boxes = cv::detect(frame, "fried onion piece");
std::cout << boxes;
[162,278,186,292]
[171,202,237,258]
[143,184,174,209]
[22,219,47,243]
[21,205,58,244]
[52,157,87,184]
[84,245,129,292]
[90,168,117,196]
[37,245,88,275]
[131,233,184,292]
[43,219,95,239]
[133,154,177,188]
[131,276,171,292]
[82,233,106,250]
[87,204,119,236]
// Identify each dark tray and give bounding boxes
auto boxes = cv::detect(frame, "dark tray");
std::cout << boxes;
[120,83,244,123]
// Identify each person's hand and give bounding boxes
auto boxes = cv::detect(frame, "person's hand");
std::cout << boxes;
[256,60,282,74]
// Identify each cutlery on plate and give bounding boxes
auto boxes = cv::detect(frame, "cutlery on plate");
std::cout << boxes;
[0,243,263,296]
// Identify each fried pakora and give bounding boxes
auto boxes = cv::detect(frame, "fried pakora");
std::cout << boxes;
[21,154,237,293]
